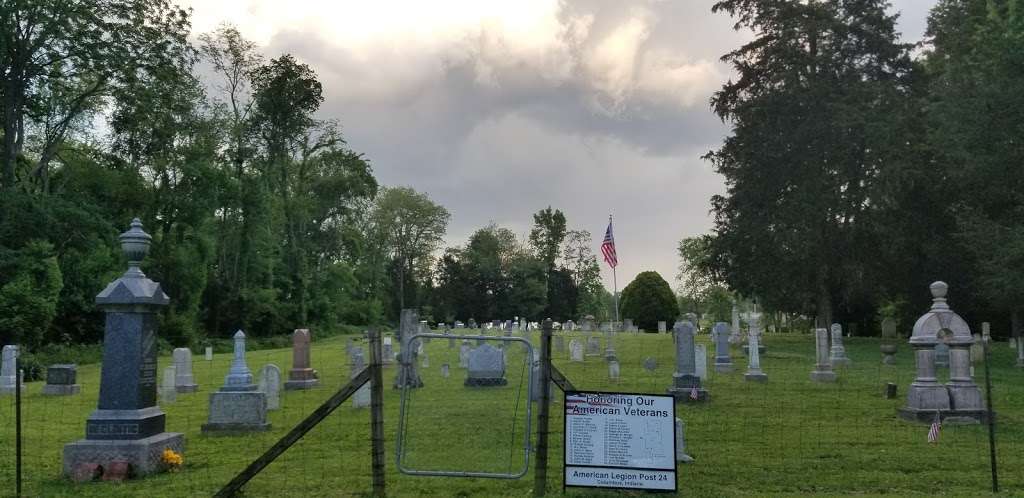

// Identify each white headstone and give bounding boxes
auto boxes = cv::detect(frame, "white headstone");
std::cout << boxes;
[569,339,584,362]
[258,364,282,410]
[0,345,24,394]
[172,348,198,392]
[350,349,370,408]
[160,366,177,403]
[205,346,213,361]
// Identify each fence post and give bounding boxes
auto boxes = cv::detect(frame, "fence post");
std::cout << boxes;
[983,338,998,493]
[16,361,22,498]
[369,328,386,497]
[533,318,553,496]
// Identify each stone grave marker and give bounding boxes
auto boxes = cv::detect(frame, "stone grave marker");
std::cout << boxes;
[394,309,424,389]
[695,344,708,381]
[205,346,213,361]
[258,364,282,410]
[172,347,199,393]
[43,364,81,396]
[829,323,851,366]
[729,303,742,344]
[668,321,708,401]
[160,366,177,404]
[350,348,369,408]
[569,339,584,362]
[609,360,620,381]
[658,321,667,333]
[880,317,898,365]
[712,322,732,373]
[585,336,601,356]
[459,340,471,368]
[555,335,565,353]
[202,330,271,434]
[383,336,394,365]
[465,344,507,387]
[63,219,183,477]
[1,345,25,395]
[744,314,767,382]
[676,418,695,463]
[285,329,319,390]
[441,363,450,379]
[810,328,837,382]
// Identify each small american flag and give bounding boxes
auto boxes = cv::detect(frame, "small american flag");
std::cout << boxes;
[689,386,699,400]
[927,412,941,443]
[601,219,617,268]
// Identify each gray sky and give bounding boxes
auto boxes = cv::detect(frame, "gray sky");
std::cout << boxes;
[183,0,934,293]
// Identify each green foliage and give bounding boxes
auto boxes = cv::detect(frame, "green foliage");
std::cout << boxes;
[0,241,63,347]
[619,271,678,331]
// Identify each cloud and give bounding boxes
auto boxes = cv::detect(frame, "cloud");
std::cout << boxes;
[182,0,938,294]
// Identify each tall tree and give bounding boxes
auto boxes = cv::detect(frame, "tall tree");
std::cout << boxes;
[707,0,913,326]
[562,229,603,318]
[529,206,567,317]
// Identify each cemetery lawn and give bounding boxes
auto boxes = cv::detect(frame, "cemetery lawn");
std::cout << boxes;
[1,332,1021,497]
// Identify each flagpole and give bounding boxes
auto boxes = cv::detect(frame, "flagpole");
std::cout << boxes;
[610,215,620,329]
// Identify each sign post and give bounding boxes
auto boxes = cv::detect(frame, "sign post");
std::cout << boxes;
[563,391,677,492]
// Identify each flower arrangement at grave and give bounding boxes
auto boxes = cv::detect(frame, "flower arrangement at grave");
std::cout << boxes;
[161,448,183,472]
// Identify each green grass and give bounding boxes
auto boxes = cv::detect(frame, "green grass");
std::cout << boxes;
[1,332,1021,497]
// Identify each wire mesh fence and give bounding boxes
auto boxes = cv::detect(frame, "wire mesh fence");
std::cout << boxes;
[1,326,1021,496]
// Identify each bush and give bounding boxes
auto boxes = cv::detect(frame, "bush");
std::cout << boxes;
[620,271,678,332]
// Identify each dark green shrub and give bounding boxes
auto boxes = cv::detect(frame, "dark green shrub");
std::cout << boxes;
[619,271,678,332]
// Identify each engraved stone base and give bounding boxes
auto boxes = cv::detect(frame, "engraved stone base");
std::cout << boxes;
[63,432,184,477]
[174,384,198,393]
[283,378,320,390]
[948,384,984,412]
[43,384,81,396]
[904,384,950,413]
[810,370,837,382]
[0,384,25,395]
[464,377,508,387]
[714,362,733,373]
[898,408,991,425]
[202,390,270,434]
[744,372,768,382]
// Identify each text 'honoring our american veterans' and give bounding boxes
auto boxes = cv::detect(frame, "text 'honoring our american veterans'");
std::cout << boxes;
[564,392,676,492]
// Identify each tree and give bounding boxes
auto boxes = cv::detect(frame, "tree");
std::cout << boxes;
[0,0,192,190]
[529,206,567,316]
[562,229,603,318]
[707,0,914,326]
[619,271,678,331]
[371,186,449,315]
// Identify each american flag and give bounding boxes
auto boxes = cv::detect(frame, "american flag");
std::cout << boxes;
[601,220,617,268]
[689,386,699,400]
[927,412,941,443]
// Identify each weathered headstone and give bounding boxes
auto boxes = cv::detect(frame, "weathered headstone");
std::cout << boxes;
[258,364,282,410]
[694,344,708,381]
[394,309,424,389]
[465,343,507,387]
[585,336,601,356]
[810,328,837,382]
[468,318,478,329]
[609,360,620,381]
[203,330,271,433]
[970,333,984,368]
[744,314,767,382]
[729,303,742,344]
[285,329,319,390]
[901,281,985,423]
[675,418,694,463]
[565,320,575,331]
[712,322,733,373]
[459,340,471,368]
[160,366,177,404]
[880,317,898,365]
[172,348,198,393]
[205,346,213,361]
[1,345,25,395]
[658,321,667,333]
[382,336,394,365]
[623,319,633,332]
[350,348,369,408]
[569,339,584,362]
[441,363,450,379]
[43,364,81,396]
[63,219,184,477]
[668,322,708,401]
[829,323,851,366]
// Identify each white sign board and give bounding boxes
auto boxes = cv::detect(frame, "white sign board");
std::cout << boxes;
[563,391,677,492]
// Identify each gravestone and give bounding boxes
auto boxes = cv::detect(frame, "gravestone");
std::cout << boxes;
[668,322,708,401]
[623,319,633,332]
[643,357,657,372]
[43,364,81,396]
[744,314,767,382]
[459,340,471,368]
[1,345,25,395]
[970,331,984,366]
[609,360,620,381]
[441,363,450,379]
[160,366,177,404]
[712,322,733,373]
[555,335,565,353]
[203,330,271,433]
[694,344,708,381]
[285,329,319,390]
[810,328,837,382]
[172,348,198,393]
[258,364,282,410]
[829,323,851,366]
[382,337,394,365]
[581,316,594,332]
[205,346,213,361]
[658,321,667,333]
[675,418,695,463]
[465,344,507,387]
[565,320,575,331]
[729,304,742,344]
[880,317,898,365]
[585,336,601,356]
[63,219,184,477]
[350,349,370,408]
[569,339,584,362]
[468,318,477,329]
[901,281,985,423]
[394,309,424,389]
[604,328,617,360]
[935,342,950,368]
